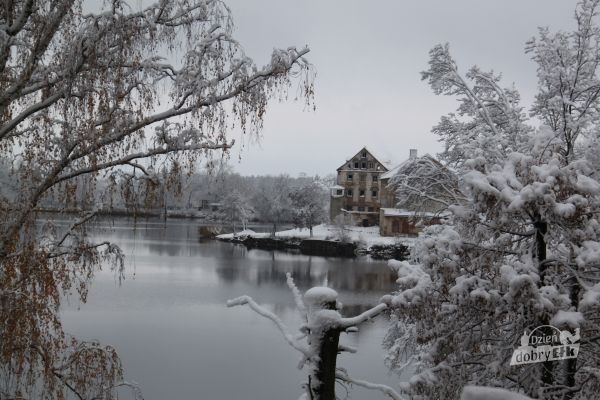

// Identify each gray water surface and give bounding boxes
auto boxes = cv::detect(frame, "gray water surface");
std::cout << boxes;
[60,218,401,400]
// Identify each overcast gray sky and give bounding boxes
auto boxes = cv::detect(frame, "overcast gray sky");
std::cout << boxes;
[221,0,575,177]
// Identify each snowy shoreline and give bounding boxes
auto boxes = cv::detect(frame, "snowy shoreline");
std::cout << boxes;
[215,224,414,260]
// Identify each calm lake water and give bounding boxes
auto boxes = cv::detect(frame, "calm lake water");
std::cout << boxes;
[59,218,403,400]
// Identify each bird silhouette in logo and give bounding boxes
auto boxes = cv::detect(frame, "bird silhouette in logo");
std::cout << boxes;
[559,328,580,345]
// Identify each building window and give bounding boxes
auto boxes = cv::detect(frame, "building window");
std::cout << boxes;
[347,174,353,181]
[347,206,353,211]
[354,162,359,168]
[359,189,365,197]
[372,175,378,182]
[336,189,343,196]
[368,162,373,169]
[358,206,365,212]
[347,189,353,197]
[368,207,374,212]
[361,162,367,169]
[360,174,366,182]
[348,163,351,168]
[361,151,367,158]
[372,190,378,197]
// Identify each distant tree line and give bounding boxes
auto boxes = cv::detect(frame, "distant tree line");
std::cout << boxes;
[0,164,334,232]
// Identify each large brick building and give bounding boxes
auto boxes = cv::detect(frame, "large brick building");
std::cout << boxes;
[330,147,453,235]
[329,147,390,227]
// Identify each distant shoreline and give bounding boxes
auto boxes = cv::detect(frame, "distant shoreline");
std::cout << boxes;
[35,207,234,221]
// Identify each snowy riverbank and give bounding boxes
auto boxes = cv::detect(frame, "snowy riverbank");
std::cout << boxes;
[216,224,415,259]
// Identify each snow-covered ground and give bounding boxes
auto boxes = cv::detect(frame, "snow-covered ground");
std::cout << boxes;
[216,224,417,248]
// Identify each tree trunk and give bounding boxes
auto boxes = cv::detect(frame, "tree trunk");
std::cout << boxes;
[534,217,554,387]
[535,218,548,283]
[314,327,340,400]
[565,254,580,399]
[308,298,340,400]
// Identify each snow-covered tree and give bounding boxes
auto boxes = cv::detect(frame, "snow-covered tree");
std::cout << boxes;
[0,0,313,398]
[219,189,253,233]
[252,175,294,236]
[527,0,600,166]
[389,154,463,214]
[332,213,353,243]
[290,180,328,237]
[386,2,600,399]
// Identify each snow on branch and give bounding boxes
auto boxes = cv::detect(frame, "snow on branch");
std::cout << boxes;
[226,295,310,357]
[286,272,307,316]
[336,370,405,400]
[337,303,388,329]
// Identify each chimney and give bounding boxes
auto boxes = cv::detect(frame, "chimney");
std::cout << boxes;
[409,149,418,160]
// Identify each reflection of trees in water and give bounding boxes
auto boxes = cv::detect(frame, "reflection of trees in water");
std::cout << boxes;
[84,218,194,257]
[255,255,316,287]
[215,247,397,300]
[213,244,251,284]
[217,250,396,290]
[86,222,395,298]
